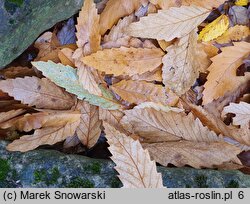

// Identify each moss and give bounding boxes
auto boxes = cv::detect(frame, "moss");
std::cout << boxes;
[85,162,101,174]
[33,169,47,184]
[33,167,60,185]
[66,178,95,188]
[0,158,10,181]
[194,175,208,188]
[49,167,60,185]
[110,177,122,188]
[6,0,24,6]
[226,180,239,188]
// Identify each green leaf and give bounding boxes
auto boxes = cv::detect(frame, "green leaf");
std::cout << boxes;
[32,61,122,110]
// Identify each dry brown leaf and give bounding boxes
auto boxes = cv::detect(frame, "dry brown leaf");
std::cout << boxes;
[0,66,37,79]
[58,48,75,67]
[99,108,126,133]
[0,77,75,110]
[143,140,241,168]
[162,30,210,96]
[111,80,168,105]
[131,67,162,82]
[0,109,25,124]
[223,102,250,127]
[149,0,225,9]
[75,0,101,56]
[7,119,80,152]
[126,6,210,41]
[201,42,219,58]
[104,122,164,188]
[0,111,81,132]
[99,0,148,35]
[75,101,102,148]
[82,47,164,77]
[203,42,250,105]
[216,25,250,44]
[121,107,220,143]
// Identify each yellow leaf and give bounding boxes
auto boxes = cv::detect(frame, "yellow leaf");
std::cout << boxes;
[7,119,80,152]
[198,15,229,42]
[75,101,102,148]
[235,0,248,6]
[216,25,250,44]
[203,42,250,104]
[82,47,164,76]
[111,80,168,105]
[104,122,164,188]
[126,6,210,41]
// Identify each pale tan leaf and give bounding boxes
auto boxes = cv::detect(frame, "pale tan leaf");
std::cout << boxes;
[0,109,25,124]
[149,0,225,9]
[104,122,164,188]
[75,0,101,56]
[0,111,81,132]
[201,42,219,58]
[143,141,241,168]
[223,102,250,127]
[126,6,210,41]
[121,108,220,143]
[203,42,250,105]
[112,80,168,105]
[7,119,80,152]
[82,47,164,76]
[99,0,147,35]
[134,102,182,112]
[103,15,136,43]
[216,25,250,44]
[63,134,81,149]
[75,101,102,148]
[0,77,75,110]
[77,64,103,96]
[162,30,209,96]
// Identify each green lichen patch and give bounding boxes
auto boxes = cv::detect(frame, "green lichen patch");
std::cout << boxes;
[33,167,60,185]
[226,180,239,188]
[0,158,10,181]
[66,178,95,188]
[194,175,208,188]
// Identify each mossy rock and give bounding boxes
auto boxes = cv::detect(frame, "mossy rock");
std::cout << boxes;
[0,0,102,69]
[0,140,250,188]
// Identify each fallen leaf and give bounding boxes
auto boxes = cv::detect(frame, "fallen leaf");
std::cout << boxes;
[143,140,241,168]
[198,14,229,42]
[229,6,249,26]
[99,0,147,35]
[0,66,37,79]
[162,30,209,96]
[111,80,168,105]
[7,119,80,152]
[57,18,76,46]
[131,67,162,82]
[32,61,122,110]
[235,0,248,7]
[104,122,164,188]
[126,6,210,41]
[215,25,250,44]
[203,42,250,104]
[75,101,102,148]
[0,76,75,110]
[82,47,164,76]
[223,102,250,127]
[0,109,25,124]
[58,48,75,67]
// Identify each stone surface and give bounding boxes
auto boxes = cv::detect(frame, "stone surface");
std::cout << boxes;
[0,140,250,188]
[0,0,100,69]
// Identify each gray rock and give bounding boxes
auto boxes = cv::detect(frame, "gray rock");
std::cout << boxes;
[0,140,250,188]
[0,0,101,69]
